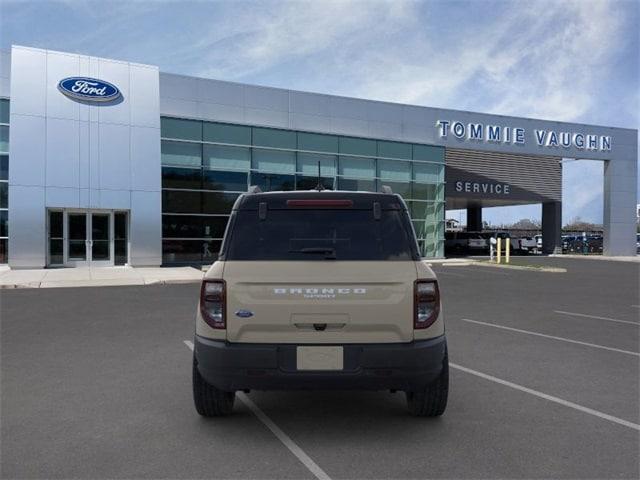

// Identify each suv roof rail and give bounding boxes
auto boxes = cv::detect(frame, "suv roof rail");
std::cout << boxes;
[380,185,393,194]
[248,185,262,194]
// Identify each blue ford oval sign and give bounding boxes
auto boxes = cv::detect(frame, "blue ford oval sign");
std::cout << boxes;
[58,77,121,102]
[235,310,254,318]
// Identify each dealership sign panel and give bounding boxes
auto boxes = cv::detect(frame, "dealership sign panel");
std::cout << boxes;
[436,120,612,152]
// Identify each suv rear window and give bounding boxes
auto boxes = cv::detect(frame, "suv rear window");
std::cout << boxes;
[223,208,419,261]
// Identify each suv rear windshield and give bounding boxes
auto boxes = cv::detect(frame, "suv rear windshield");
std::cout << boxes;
[223,208,419,261]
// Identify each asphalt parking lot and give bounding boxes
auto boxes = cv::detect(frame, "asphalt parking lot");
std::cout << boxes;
[1,257,639,479]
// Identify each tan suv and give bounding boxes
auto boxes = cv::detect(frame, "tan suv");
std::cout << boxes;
[192,189,448,417]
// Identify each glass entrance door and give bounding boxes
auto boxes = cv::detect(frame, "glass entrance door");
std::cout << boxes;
[49,209,128,267]
[66,212,88,266]
[90,213,112,266]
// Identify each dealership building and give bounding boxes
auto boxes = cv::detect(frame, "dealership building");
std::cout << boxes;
[0,45,637,268]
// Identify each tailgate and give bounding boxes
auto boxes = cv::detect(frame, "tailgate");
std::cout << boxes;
[223,261,418,344]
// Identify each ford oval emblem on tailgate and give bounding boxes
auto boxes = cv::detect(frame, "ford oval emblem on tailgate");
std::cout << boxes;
[235,310,254,318]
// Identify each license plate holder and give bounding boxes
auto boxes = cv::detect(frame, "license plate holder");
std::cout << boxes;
[296,346,344,371]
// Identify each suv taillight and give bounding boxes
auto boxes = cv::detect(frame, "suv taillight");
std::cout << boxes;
[414,280,440,329]
[200,280,226,329]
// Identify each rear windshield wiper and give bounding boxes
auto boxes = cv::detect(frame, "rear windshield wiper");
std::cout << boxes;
[289,247,337,259]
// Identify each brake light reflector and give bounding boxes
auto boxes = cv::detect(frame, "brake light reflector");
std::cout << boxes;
[414,280,440,329]
[200,279,226,329]
[286,199,353,208]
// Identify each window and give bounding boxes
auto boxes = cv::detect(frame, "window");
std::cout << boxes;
[252,149,296,174]
[378,160,411,181]
[0,101,8,264]
[297,132,338,153]
[203,122,250,145]
[297,153,336,177]
[203,145,250,171]
[413,163,443,184]
[337,178,376,191]
[0,99,9,124]
[296,176,334,190]
[162,190,202,214]
[0,155,7,180]
[412,182,442,201]
[162,167,201,190]
[161,141,201,167]
[0,183,7,208]
[225,209,418,261]
[0,126,8,154]
[0,210,7,237]
[339,137,376,157]
[338,156,375,179]
[250,172,295,192]
[161,117,202,141]
[201,216,229,238]
[378,141,411,160]
[162,239,206,263]
[252,127,296,149]
[159,117,445,263]
[381,181,411,198]
[114,212,128,266]
[164,215,229,239]
[49,210,64,265]
[162,215,203,238]
[202,192,240,214]
[162,239,221,264]
[413,144,445,163]
[202,170,247,192]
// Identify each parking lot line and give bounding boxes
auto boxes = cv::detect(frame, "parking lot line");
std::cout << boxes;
[449,363,640,431]
[455,267,510,276]
[184,340,331,480]
[554,310,639,326]
[431,270,466,278]
[460,318,640,357]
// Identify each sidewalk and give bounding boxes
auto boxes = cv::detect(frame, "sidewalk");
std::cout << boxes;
[549,254,640,263]
[0,266,204,289]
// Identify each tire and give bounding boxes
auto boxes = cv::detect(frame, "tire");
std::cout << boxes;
[406,350,449,417]
[192,355,235,417]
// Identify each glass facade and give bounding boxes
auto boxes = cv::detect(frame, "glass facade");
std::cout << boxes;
[0,99,8,264]
[160,117,445,264]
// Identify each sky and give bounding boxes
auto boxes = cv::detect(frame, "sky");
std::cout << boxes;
[1,0,638,226]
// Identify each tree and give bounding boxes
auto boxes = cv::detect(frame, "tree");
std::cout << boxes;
[509,218,541,230]
[563,216,602,232]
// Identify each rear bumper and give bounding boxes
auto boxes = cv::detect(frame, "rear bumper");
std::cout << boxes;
[194,335,447,392]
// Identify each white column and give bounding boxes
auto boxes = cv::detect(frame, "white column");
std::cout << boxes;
[603,155,637,256]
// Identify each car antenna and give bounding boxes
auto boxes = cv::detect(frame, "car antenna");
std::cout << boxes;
[315,160,324,191]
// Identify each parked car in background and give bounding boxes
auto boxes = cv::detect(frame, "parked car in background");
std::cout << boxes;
[519,237,537,254]
[534,234,543,253]
[563,235,603,254]
[467,232,488,253]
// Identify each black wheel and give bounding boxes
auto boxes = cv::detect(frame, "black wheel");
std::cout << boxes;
[192,355,235,417]
[406,350,449,417]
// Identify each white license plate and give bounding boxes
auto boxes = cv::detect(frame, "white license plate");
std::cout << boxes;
[296,346,344,371]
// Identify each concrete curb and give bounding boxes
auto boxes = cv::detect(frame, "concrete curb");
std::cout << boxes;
[0,278,203,289]
[0,266,204,289]
[550,254,640,263]
[425,259,477,267]
[472,262,566,273]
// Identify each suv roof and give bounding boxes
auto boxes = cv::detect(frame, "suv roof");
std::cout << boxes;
[233,190,406,211]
